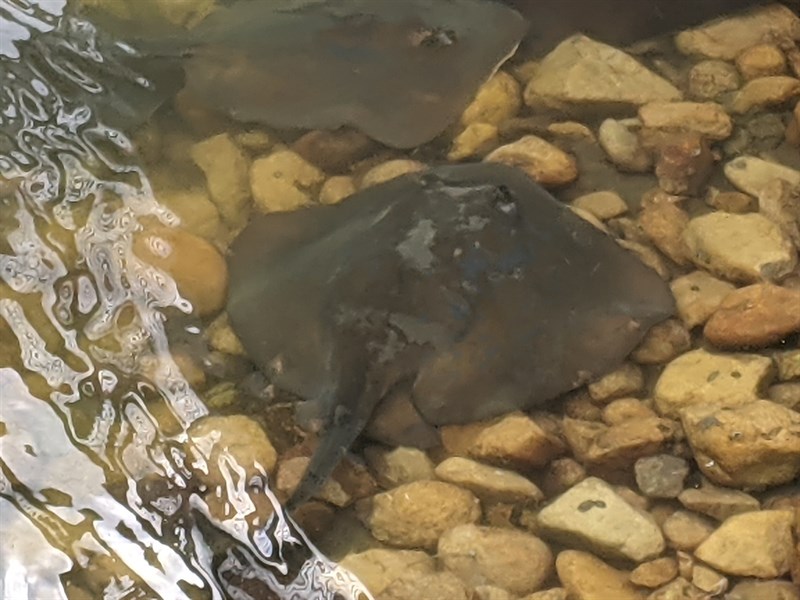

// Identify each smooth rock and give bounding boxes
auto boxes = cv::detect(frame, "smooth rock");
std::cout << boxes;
[694,509,796,577]
[638,200,691,266]
[340,549,435,596]
[206,313,246,356]
[357,480,480,550]
[473,586,514,600]
[724,156,800,197]
[728,580,800,600]
[775,349,800,381]
[461,71,522,126]
[704,284,800,349]
[638,101,732,140]
[691,564,727,595]
[647,577,707,600]
[678,483,760,521]
[468,412,565,469]
[537,477,665,562]
[653,349,773,418]
[683,212,797,283]
[484,135,578,187]
[601,398,657,426]
[555,550,645,600]
[318,175,356,205]
[674,5,800,61]
[662,510,716,551]
[598,118,652,172]
[438,524,553,595]
[363,446,435,489]
[447,122,499,161]
[250,149,324,213]
[629,557,679,588]
[190,133,251,228]
[681,400,800,489]
[587,362,644,402]
[705,189,756,213]
[519,588,567,600]
[155,187,222,240]
[687,60,740,99]
[768,382,800,410]
[563,417,675,469]
[524,35,681,110]
[731,75,800,114]
[759,178,800,247]
[736,43,788,80]
[635,454,690,499]
[378,570,469,600]
[435,457,544,505]
[291,128,374,173]
[541,458,587,499]
[360,159,426,189]
[669,270,736,328]
[571,191,628,220]
[631,319,691,364]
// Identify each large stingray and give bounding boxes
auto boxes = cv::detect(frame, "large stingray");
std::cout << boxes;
[227,163,675,506]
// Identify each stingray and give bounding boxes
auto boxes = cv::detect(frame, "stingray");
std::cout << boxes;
[226,163,676,506]
[95,0,527,148]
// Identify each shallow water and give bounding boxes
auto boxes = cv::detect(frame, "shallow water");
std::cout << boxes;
[0,1,371,598]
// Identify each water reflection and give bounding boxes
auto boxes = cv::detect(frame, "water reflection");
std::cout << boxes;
[0,1,371,597]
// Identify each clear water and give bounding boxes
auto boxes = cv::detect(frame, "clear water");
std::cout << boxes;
[0,1,371,598]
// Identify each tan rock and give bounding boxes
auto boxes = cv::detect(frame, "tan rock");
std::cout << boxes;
[206,313,246,356]
[687,60,740,99]
[587,363,644,401]
[639,201,691,265]
[598,118,652,173]
[706,189,756,213]
[132,225,227,317]
[602,398,657,425]
[691,564,727,595]
[469,412,566,469]
[461,71,522,126]
[630,557,679,588]
[360,159,426,189]
[736,44,788,80]
[728,580,800,600]
[674,5,800,61]
[190,133,251,228]
[731,76,800,114]
[775,349,800,381]
[571,191,628,220]
[647,577,707,600]
[555,550,645,600]
[438,524,553,595]
[678,483,760,521]
[682,212,797,283]
[435,457,544,505]
[662,510,716,551]
[537,477,665,562]
[759,178,800,247]
[250,150,324,213]
[704,284,800,349]
[638,101,732,140]
[669,270,736,328]
[653,349,773,418]
[541,458,587,499]
[379,570,469,600]
[724,156,800,197]
[681,400,800,488]
[519,589,568,600]
[484,135,577,187]
[155,187,222,240]
[318,175,356,205]
[234,129,273,153]
[275,456,351,507]
[563,416,675,468]
[694,510,796,577]
[364,446,435,489]
[768,381,800,410]
[357,480,480,550]
[447,122,499,161]
[339,549,435,596]
[631,319,691,364]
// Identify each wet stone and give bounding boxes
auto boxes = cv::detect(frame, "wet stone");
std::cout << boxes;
[598,118,652,173]
[484,135,578,187]
[694,509,796,578]
[519,588,568,600]
[340,549,435,597]
[250,149,324,213]
[570,191,628,220]
[601,398,657,426]
[682,212,797,283]
[363,446,435,489]
[537,477,665,562]
[587,362,644,402]
[638,101,732,140]
[651,131,714,196]
[378,570,469,600]
[669,270,736,329]
[704,284,800,349]
[473,586,514,600]
[724,155,800,197]
[648,577,707,600]
[770,382,800,410]
[705,189,756,213]
[438,524,553,595]
[318,175,356,205]
[629,557,679,588]
[638,200,691,265]
[759,178,800,247]
[447,123,499,161]
[691,564,727,595]
[360,159,426,188]
[291,128,375,173]
[460,71,522,127]
[727,580,800,600]
[190,133,251,228]
[730,76,800,114]
[653,349,773,418]
[774,350,800,381]
[468,412,566,469]
[635,454,690,499]
[555,550,644,600]
[631,319,691,365]
[680,400,800,489]
[541,458,587,499]
[156,187,222,241]
[206,313,246,356]
[736,44,788,80]
[677,482,760,522]
[687,60,740,100]
[662,510,716,551]
[434,456,544,505]
[356,480,480,550]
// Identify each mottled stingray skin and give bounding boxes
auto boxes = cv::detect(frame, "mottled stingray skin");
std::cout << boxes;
[227,163,675,506]
[136,0,527,148]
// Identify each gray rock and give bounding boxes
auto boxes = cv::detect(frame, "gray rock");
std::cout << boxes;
[635,454,690,498]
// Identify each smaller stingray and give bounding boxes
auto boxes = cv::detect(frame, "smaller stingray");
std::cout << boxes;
[119,0,527,148]
[227,164,675,507]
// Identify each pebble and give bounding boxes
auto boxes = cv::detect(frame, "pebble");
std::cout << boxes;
[378,570,469,600]
[473,586,514,600]
[681,400,800,489]
[653,349,773,418]
[638,200,691,265]
[520,589,567,600]
[669,270,736,328]
[291,128,374,173]
[466,412,565,469]
[570,191,628,220]
[190,133,251,228]
[634,454,690,498]
[537,477,665,562]
[724,156,800,197]
[678,482,760,521]
[759,178,800,247]
[597,118,652,172]
[638,101,732,140]
[234,129,273,153]
[775,349,800,381]
[434,457,544,505]
[691,563,727,595]
[340,549,434,596]
[652,132,714,196]
[728,580,800,600]
[484,135,578,187]
[555,550,644,600]
[682,212,797,283]
[363,446,434,489]
[447,122,499,161]
[206,313,246,356]
[360,159,426,189]
[736,44,788,80]
[674,4,800,60]
[587,363,644,402]
[705,189,756,213]
[687,60,740,99]
[787,100,800,145]
[276,456,351,507]
[661,510,716,551]
[250,149,324,213]
[730,75,800,114]
[132,225,227,318]
[524,35,681,111]
[438,524,553,595]
[563,416,675,468]
[356,480,480,550]
[704,284,800,349]
[629,557,679,588]
[601,398,657,425]
[541,458,587,498]
[694,509,796,578]
[769,382,800,410]
[155,187,222,240]
[631,319,691,364]
[648,577,707,600]
[318,175,356,205]
[461,71,522,126]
